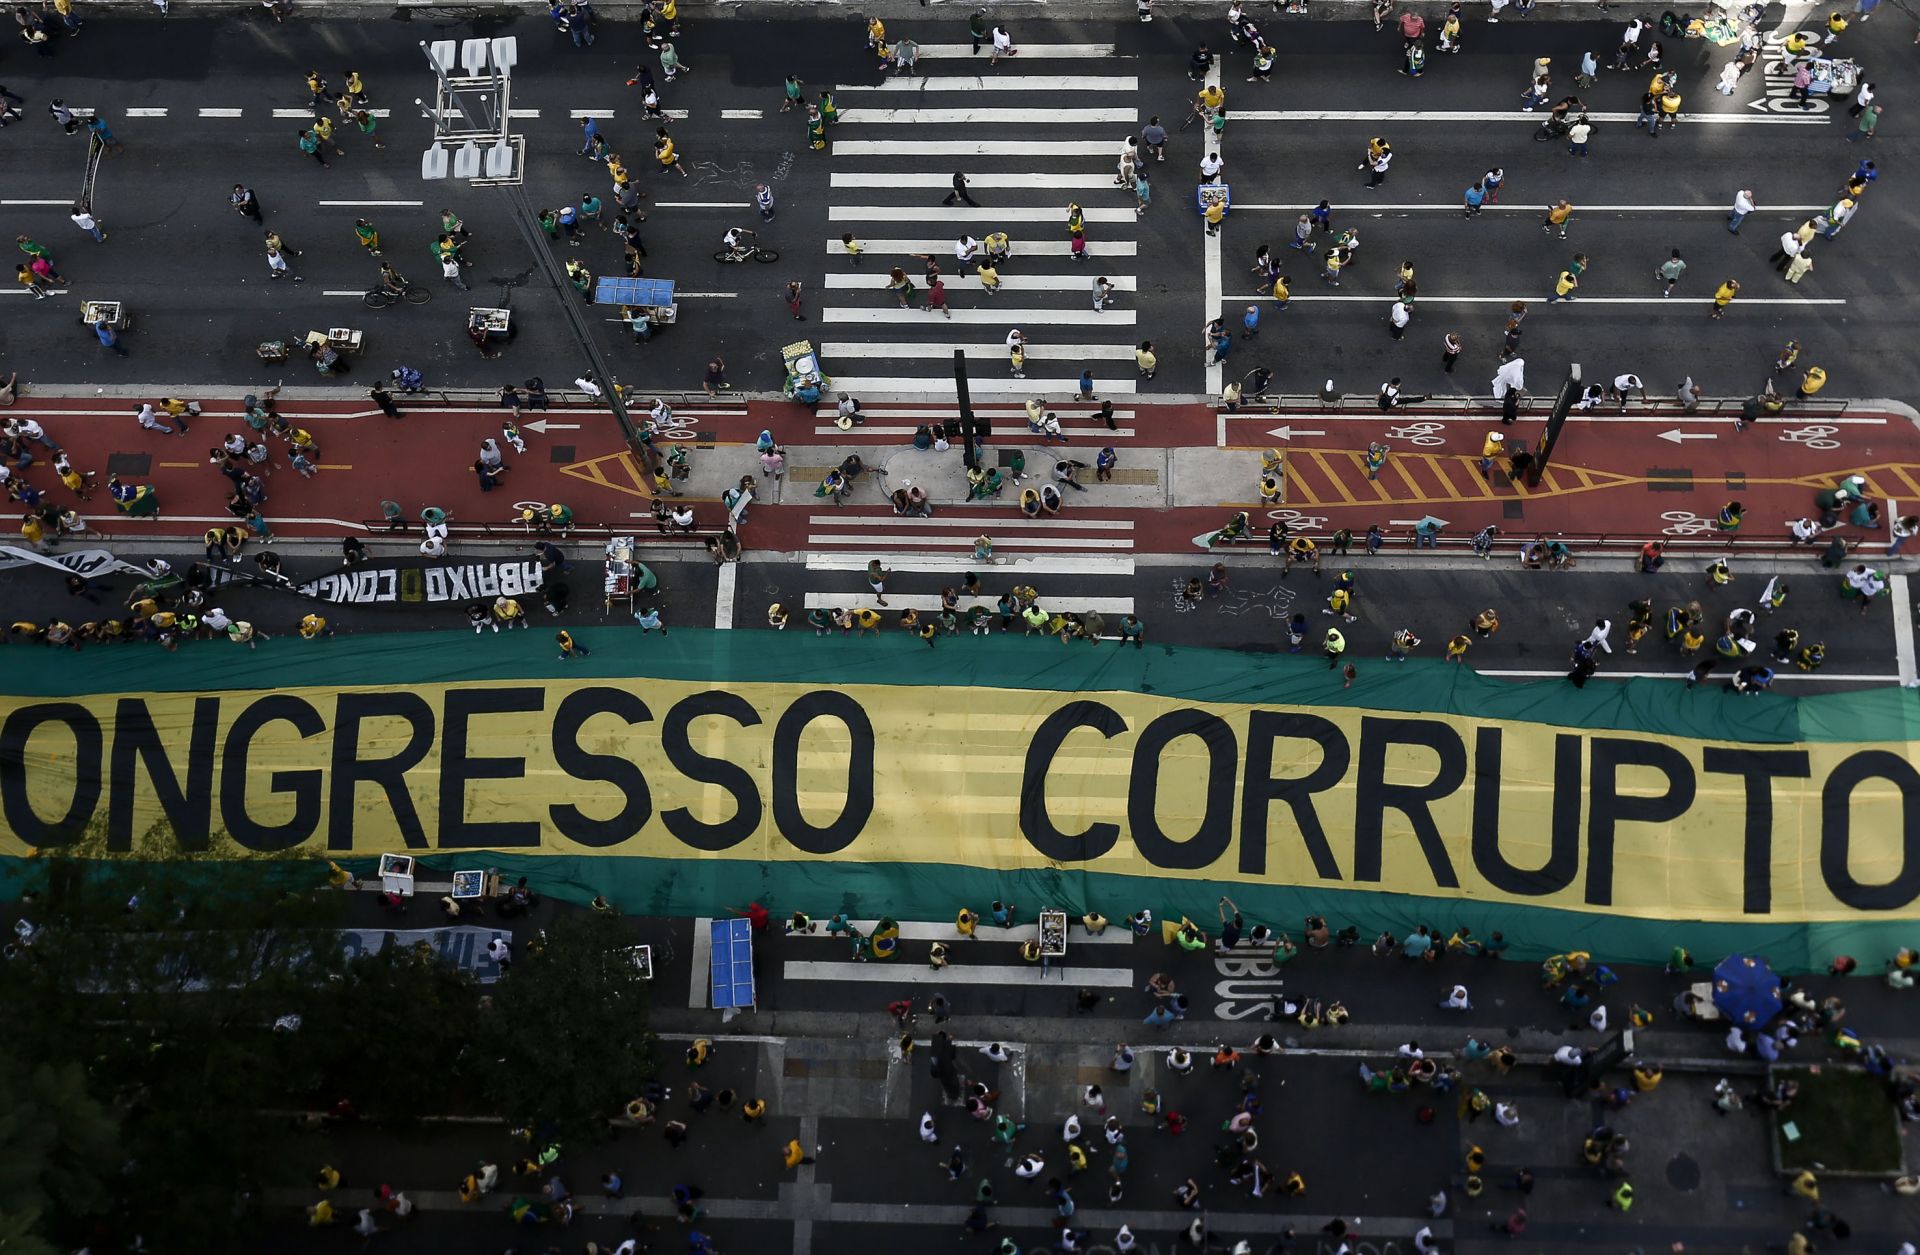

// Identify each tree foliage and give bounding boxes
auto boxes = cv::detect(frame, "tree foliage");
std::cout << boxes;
[478,913,658,1141]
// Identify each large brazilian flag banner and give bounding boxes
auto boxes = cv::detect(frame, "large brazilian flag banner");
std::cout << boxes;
[2,632,1917,971]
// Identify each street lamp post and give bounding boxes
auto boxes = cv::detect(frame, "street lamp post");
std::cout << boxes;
[416,37,637,446]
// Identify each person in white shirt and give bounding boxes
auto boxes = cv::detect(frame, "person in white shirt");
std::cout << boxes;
[918,1112,938,1142]
[1440,984,1472,1010]
[1607,372,1644,407]
[1495,1101,1521,1127]
[1585,618,1613,654]
[980,1042,1011,1063]
[1200,151,1224,182]
[954,234,979,262]
[1552,1044,1583,1066]
[1728,188,1755,233]
[1790,517,1824,544]
[1398,1040,1424,1059]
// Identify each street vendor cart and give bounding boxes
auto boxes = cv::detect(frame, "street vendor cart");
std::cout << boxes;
[1805,56,1860,96]
[593,275,678,327]
[1196,182,1231,219]
[79,298,130,330]
[782,339,830,404]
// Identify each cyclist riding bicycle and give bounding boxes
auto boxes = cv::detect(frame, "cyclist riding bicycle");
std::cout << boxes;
[377,262,409,295]
[721,227,758,259]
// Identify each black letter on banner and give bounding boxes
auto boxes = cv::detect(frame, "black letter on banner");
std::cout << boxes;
[1470,728,1582,896]
[1020,701,1125,862]
[1127,710,1236,871]
[1820,750,1920,911]
[0,703,103,847]
[1352,717,1463,887]
[1239,712,1348,879]
[660,691,763,851]
[439,688,546,849]
[1703,748,1811,915]
[108,697,218,852]
[1586,738,1696,906]
[550,688,654,848]
[222,696,326,852]
[773,691,874,856]
[329,692,436,850]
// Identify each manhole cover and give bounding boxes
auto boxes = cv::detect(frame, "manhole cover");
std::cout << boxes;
[1666,1151,1701,1191]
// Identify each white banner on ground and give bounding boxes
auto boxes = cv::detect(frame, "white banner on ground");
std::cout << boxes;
[0,546,154,581]
[297,560,544,606]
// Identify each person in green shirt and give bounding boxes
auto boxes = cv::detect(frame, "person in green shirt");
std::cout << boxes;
[297,129,329,168]
[353,109,384,149]
[780,74,806,112]
[1120,614,1146,649]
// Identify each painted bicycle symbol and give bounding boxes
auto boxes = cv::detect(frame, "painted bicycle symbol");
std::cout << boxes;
[1660,510,1714,537]
[1384,421,1446,446]
[1779,425,1841,451]
[1264,508,1329,532]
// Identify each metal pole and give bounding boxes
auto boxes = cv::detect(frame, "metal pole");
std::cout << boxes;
[954,350,978,472]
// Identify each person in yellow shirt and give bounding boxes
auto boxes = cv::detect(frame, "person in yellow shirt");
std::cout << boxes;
[1709,277,1740,319]
[307,1200,336,1226]
[1657,89,1683,131]
[1271,273,1290,306]
[1543,200,1573,238]
[1549,269,1578,303]
[852,607,882,635]
[312,114,344,156]
[606,154,629,186]
[784,1139,816,1169]
[840,233,864,264]
[653,128,687,177]
[1135,340,1157,378]
[1798,365,1827,398]
[1445,634,1471,663]
[298,613,333,639]
[492,596,529,628]
[1197,83,1225,116]
[977,261,1002,294]
[1825,10,1847,41]
[1204,198,1225,236]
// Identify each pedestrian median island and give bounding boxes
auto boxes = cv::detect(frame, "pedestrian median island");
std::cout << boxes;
[3,630,1917,973]
[1771,1065,1906,1177]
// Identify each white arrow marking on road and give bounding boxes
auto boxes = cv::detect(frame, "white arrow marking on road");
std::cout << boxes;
[1656,429,1719,443]
[1267,426,1328,440]
[519,419,581,434]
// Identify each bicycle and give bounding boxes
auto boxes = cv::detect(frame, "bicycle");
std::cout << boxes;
[362,283,433,309]
[713,244,781,264]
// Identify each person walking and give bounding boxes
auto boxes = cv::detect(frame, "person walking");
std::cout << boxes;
[1389,299,1411,339]
[1135,340,1157,380]
[1847,102,1880,141]
[1656,249,1686,296]
[297,129,329,167]
[943,172,979,207]
[1547,268,1578,303]
[69,201,105,243]
[94,319,128,355]
[1543,199,1573,239]
[1728,187,1754,233]
[783,279,806,321]
[1567,114,1592,156]
[1709,277,1739,319]
[1442,331,1462,372]
[1364,143,1393,188]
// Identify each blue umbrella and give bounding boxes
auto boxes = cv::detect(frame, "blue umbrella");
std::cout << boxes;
[1712,953,1783,1028]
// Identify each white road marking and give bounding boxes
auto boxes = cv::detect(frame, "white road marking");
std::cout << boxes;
[833,140,1120,156]
[507,108,541,118]
[789,920,1136,945]
[124,107,168,117]
[1233,109,1830,125]
[811,425,1138,438]
[907,42,1124,58]
[1227,294,1848,306]
[841,107,1137,125]
[784,961,1134,986]
[830,205,1136,224]
[835,75,1139,94]
[809,533,1134,550]
[271,107,392,119]
[656,201,751,209]
[714,559,737,629]
[824,375,1138,394]
[807,554,1137,576]
[320,289,364,296]
[823,273,1134,292]
[804,592,1133,614]
[807,516,1132,531]
[1234,201,1832,213]
[832,172,1126,189]
[720,108,764,119]
[568,109,617,119]
[820,342,1137,359]
[813,406,1136,419]
[317,200,426,207]
[0,200,70,207]
[197,107,245,118]
[825,307,1134,326]
[827,239,1137,257]
[1894,574,1916,685]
